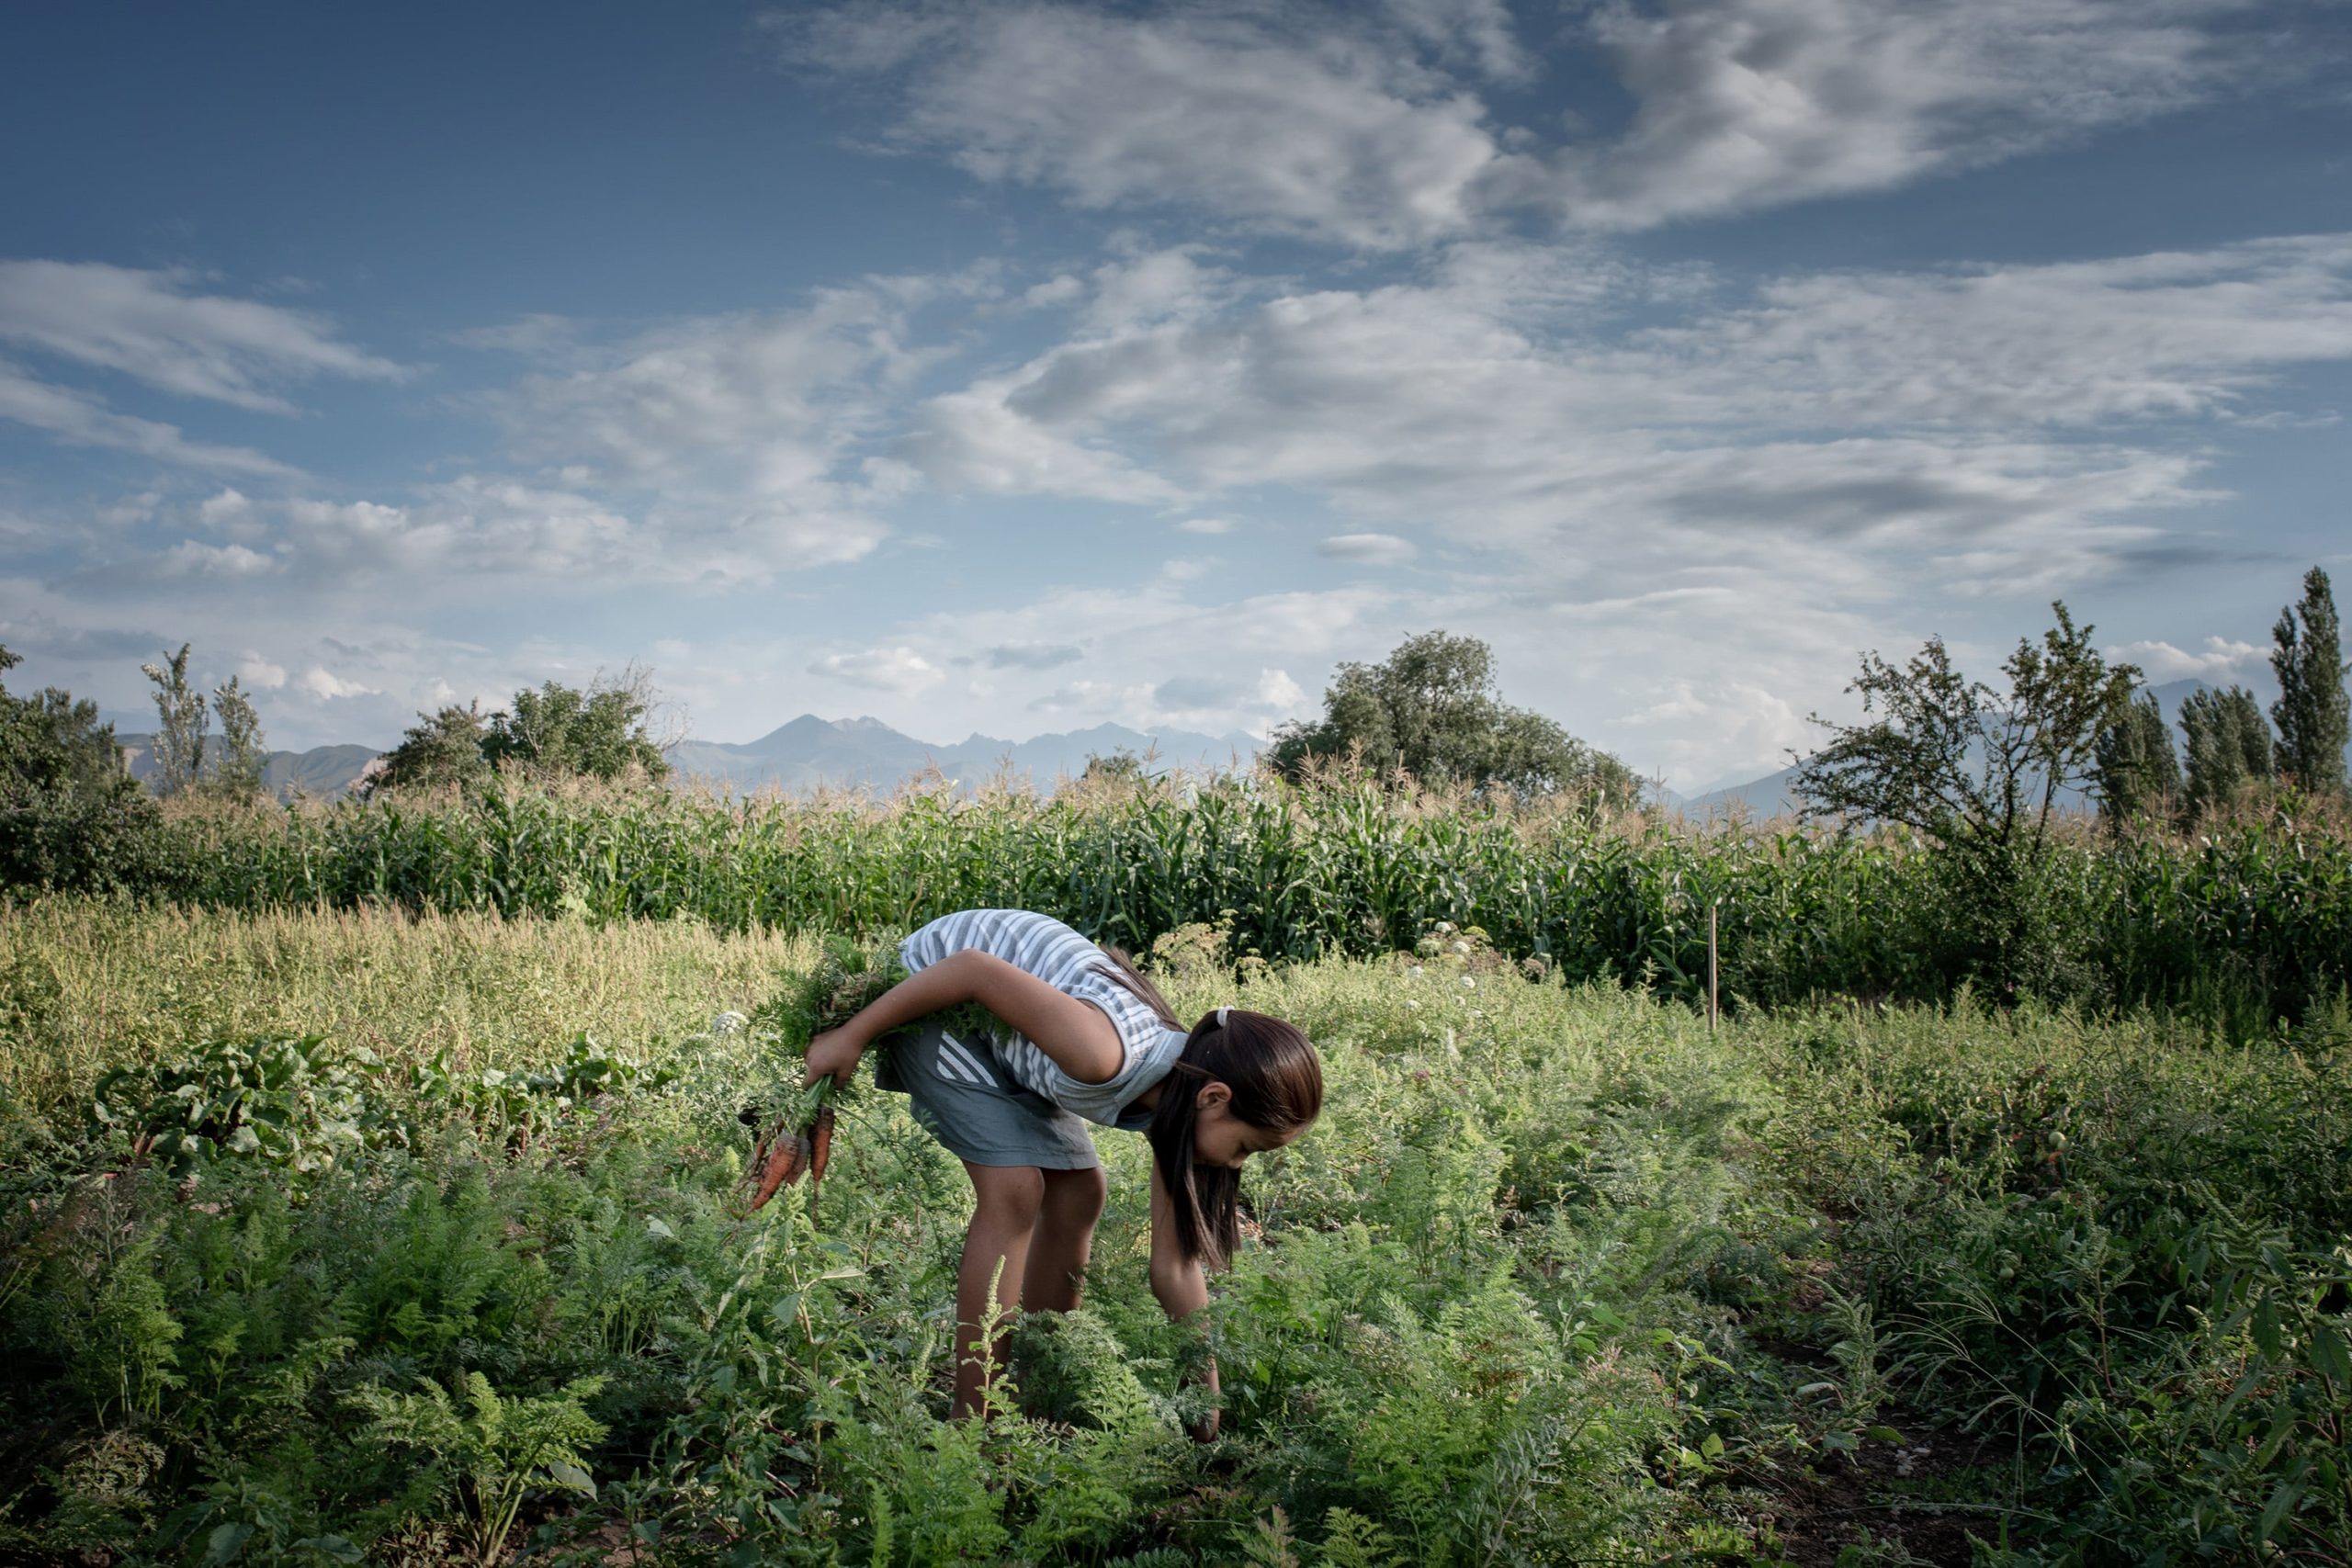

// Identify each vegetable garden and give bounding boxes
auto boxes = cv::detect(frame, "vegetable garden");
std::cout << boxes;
[3,896,2346,1565]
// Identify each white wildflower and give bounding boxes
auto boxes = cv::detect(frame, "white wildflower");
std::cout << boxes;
[1434,920,1454,934]
[1452,939,1471,954]
[710,1010,749,1036]
[1459,975,1476,989]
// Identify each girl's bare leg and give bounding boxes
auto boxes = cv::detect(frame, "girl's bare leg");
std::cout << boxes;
[954,1161,1043,1418]
[1023,1165,1108,1313]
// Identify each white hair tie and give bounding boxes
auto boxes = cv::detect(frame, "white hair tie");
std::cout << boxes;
[1216,1006,1231,1028]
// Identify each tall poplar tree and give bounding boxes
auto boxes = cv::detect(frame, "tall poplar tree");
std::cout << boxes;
[2270,565,2347,797]
[2092,688,2180,829]
[210,674,268,800]
[2180,686,2273,818]
[140,643,209,797]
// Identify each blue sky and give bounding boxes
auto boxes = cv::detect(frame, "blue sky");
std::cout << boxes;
[3,0,2348,789]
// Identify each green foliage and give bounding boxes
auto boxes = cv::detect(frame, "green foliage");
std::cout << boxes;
[2181,682,2275,818]
[373,671,669,798]
[481,670,668,785]
[0,644,164,894]
[2271,563,2348,797]
[2091,686,2179,829]
[1793,602,2141,995]
[142,642,210,797]
[348,1371,607,1566]
[2,912,2348,1564]
[1270,629,1635,803]
[368,701,493,795]
[117,769,2352,1033]
[210,673,269,801]
[91,1034,394,1183]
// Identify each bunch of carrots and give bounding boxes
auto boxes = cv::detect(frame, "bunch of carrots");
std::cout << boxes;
[733,940,992,1222]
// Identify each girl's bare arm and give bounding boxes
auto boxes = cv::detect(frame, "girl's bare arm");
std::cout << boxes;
[802,948,1125,1087]
[1148,1156,1223,1440]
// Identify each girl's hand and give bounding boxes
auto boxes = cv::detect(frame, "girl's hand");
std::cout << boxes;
[803,1027,865,1089]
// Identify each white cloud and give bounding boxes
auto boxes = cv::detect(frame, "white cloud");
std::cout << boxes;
[160,540,277,578]
[297,665,378,700]
[808,645,945,694]
[1519,0,2254,231]
[906,239,2346,596]
[0,359,298,475]
[784,3,1509,249]
[1318,532,1419,565]
[198,488,254,526]
[238,652,288,689]
[0,260,402,412]
[2111,636,2269,682]
[785,0,2276,244]
[1176,516,1237,535]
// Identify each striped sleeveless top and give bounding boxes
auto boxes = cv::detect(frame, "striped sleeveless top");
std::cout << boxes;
[898,908,1189,1129]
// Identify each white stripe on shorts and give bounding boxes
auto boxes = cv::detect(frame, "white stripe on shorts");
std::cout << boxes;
[936,1032,992,1086]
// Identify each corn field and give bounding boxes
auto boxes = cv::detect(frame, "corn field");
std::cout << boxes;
[134,780,2352,1032]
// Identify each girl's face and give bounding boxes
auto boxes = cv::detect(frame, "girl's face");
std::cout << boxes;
[1190,1082,1306,1170]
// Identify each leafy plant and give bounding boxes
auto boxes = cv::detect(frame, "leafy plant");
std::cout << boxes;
[347,1371,607,1566]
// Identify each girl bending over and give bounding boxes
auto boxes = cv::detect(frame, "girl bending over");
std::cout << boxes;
[800,908,1322,1434]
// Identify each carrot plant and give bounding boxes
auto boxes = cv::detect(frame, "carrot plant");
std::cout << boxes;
[0,901,2343,1564]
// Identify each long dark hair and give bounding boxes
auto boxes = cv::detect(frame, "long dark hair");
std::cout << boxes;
[1094,949,1321,1269]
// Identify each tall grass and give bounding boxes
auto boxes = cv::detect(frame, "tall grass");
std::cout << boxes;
[135,777,2351,1032]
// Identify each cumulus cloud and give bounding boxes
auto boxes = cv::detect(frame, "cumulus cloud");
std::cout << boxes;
[238,652,288,688]
[2111,636,2270,682]
[0,260,402,412]
[1318,532,1419,565]
[297,665,378,700]
[808,645,945,694]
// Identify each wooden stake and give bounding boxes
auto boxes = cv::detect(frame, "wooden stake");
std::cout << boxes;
[1707,903,1720,1033]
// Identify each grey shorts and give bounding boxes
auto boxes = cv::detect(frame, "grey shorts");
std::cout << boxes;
[873,1017,1102,1170]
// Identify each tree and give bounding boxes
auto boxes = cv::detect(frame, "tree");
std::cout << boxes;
[2270,565,2347,798]
[480,670,668,784]
[1269,630,1634,802]
[368,702,492,795]
[2180,685,2273,818]
[2091,688,2181,830]
[1792,602,2137,993]
[1080,747,1148,786]
[366,670,673,797]
[1,645,164,892]
[141,643,209,796]
[209,674,268,801]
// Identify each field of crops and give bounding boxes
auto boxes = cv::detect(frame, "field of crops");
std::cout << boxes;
[139,780,2352,1037]
[3,900,2346,1566]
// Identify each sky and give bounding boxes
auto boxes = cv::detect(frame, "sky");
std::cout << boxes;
[1,0,2348,792]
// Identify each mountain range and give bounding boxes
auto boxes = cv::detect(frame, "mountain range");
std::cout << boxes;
[662,716,1262,795]
[109,677,2345,808]
[112,716,1263,800]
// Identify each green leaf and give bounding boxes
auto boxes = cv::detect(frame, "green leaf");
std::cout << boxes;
[2252,1296,2284,1360]
[547,1458,596,1495]
[2311,1320,2351,1387]
[645,1215,675,1239]
[204,1521,253,1566]
[1863,1427,1905,1445]
[2258,1482,2301,1544]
